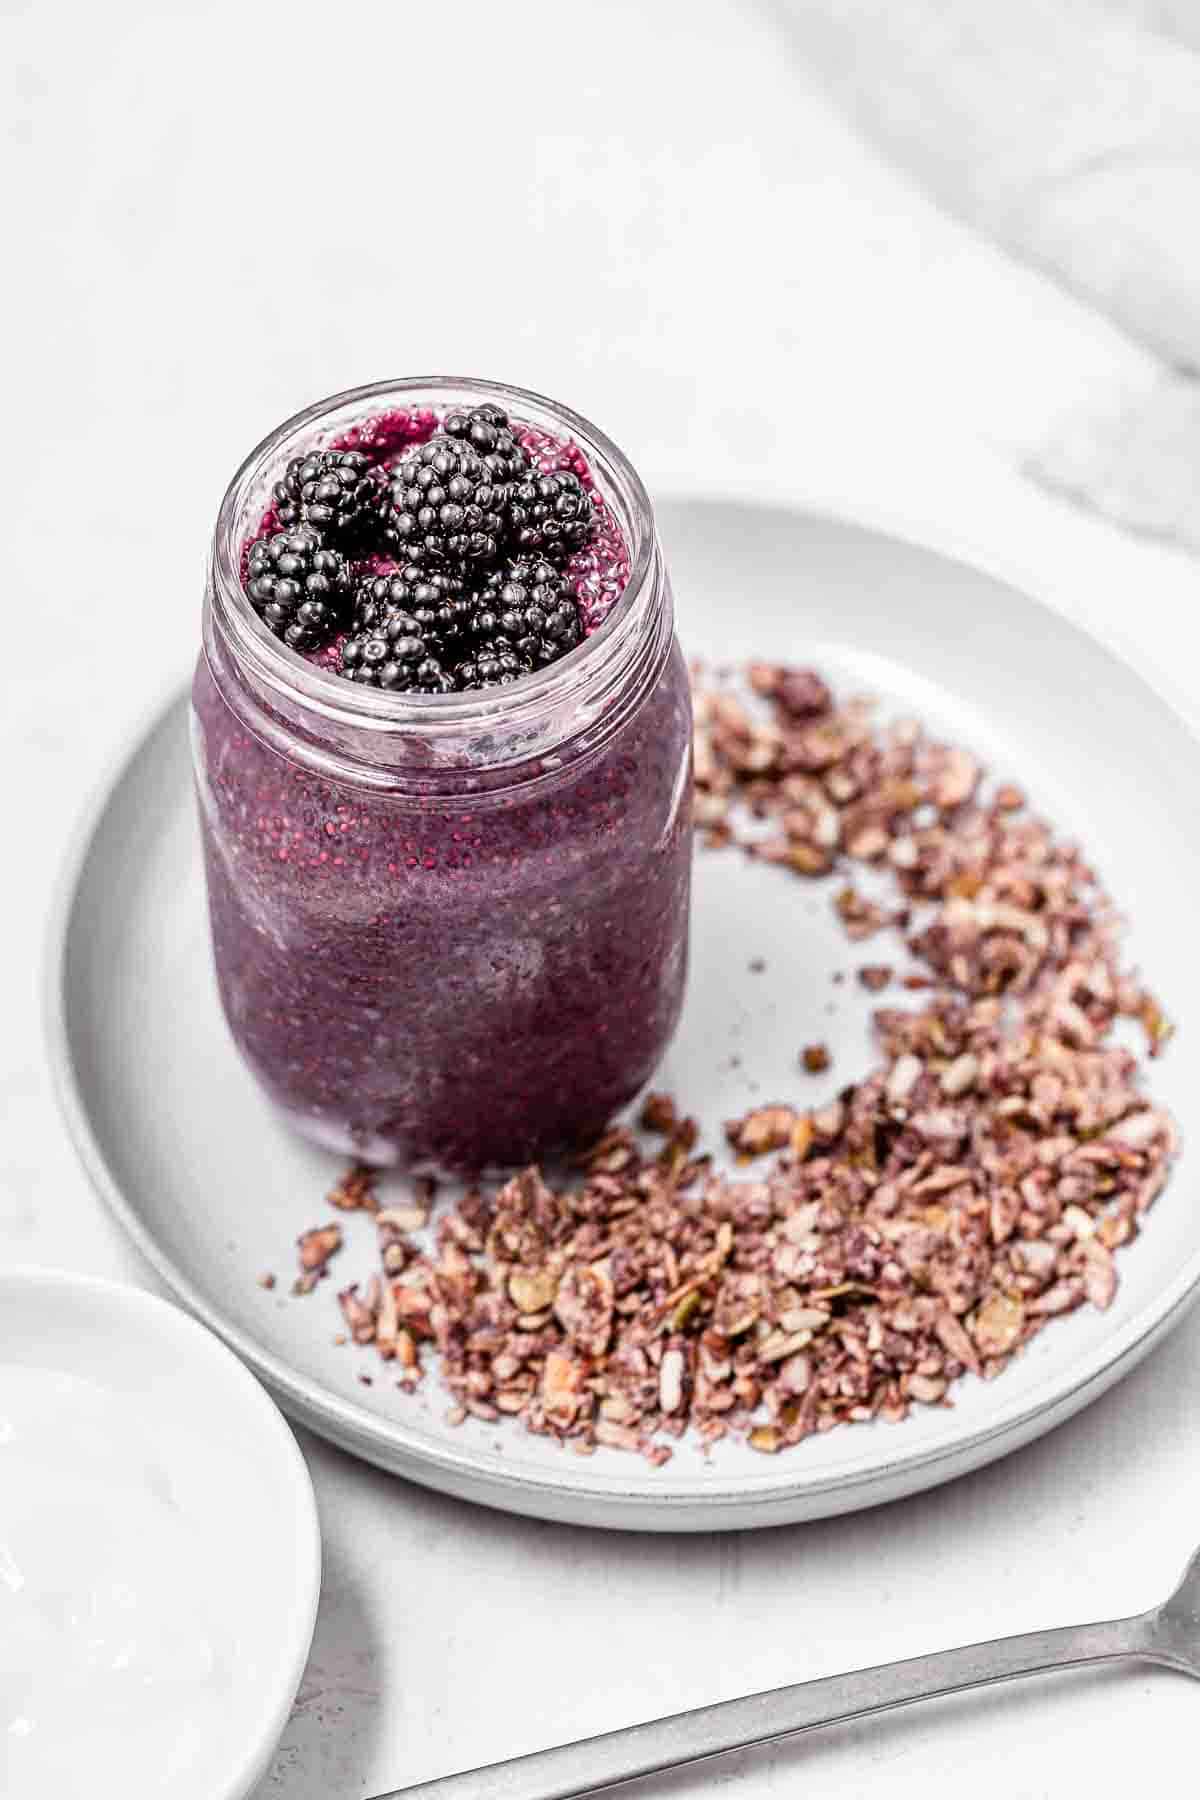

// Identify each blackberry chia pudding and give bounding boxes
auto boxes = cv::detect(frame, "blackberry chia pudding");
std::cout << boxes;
[192,379,693,1171]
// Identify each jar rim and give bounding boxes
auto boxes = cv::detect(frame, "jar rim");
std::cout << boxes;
[208,375,656,742]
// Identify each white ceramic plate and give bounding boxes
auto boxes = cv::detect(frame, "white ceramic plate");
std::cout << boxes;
[0,1266,320,1798]
[46,496,1200,1531]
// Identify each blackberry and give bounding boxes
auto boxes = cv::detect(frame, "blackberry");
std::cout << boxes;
[353,562,473,653]
[507,467,593,560]
[244,529,351,650]
[472,556,584,669]
[443,403,531,486]
[389,435,510,564]
[272,449,383,545]
[340,611,454,693]
[455,642,530,690]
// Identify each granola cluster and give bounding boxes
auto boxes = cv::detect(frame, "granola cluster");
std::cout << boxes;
[284,663,1177,1464]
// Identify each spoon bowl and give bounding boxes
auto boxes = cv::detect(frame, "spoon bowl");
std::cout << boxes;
[0,1267,319,1800]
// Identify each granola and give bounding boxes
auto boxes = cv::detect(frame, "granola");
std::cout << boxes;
[273,662,1177,1463]
[292,1223,343,1295]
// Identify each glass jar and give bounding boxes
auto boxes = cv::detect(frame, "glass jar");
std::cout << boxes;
[192,377,693,1172]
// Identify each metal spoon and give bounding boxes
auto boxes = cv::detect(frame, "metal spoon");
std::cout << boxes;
[373,1545,1200,1800]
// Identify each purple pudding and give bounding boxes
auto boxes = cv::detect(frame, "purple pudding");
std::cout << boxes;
[193,379,692,1171]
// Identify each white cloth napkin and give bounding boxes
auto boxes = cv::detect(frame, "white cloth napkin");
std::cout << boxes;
[771,0,1200,551]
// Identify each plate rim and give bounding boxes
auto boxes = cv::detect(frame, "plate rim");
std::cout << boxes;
[0,1261,321,1798]
[43,490,1200,1525]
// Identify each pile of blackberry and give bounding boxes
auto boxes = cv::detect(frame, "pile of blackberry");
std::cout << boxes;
[242,404,595,693]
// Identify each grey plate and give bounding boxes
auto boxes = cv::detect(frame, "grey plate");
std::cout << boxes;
[46,496,1200,1531]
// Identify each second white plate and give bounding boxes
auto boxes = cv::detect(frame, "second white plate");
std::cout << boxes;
[47,495,1200,1530]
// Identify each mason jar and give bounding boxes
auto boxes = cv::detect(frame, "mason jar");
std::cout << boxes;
[192,377,693,1172]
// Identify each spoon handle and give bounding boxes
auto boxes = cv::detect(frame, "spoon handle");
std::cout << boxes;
[377,1614,1149,1800]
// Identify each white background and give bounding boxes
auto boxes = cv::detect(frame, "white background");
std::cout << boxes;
[6,2,1200,1794]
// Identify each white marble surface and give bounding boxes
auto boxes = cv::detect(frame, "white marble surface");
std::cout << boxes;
[7,2,1200,1794]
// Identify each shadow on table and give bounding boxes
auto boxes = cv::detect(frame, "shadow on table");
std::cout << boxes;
[251,1426,386,1799]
